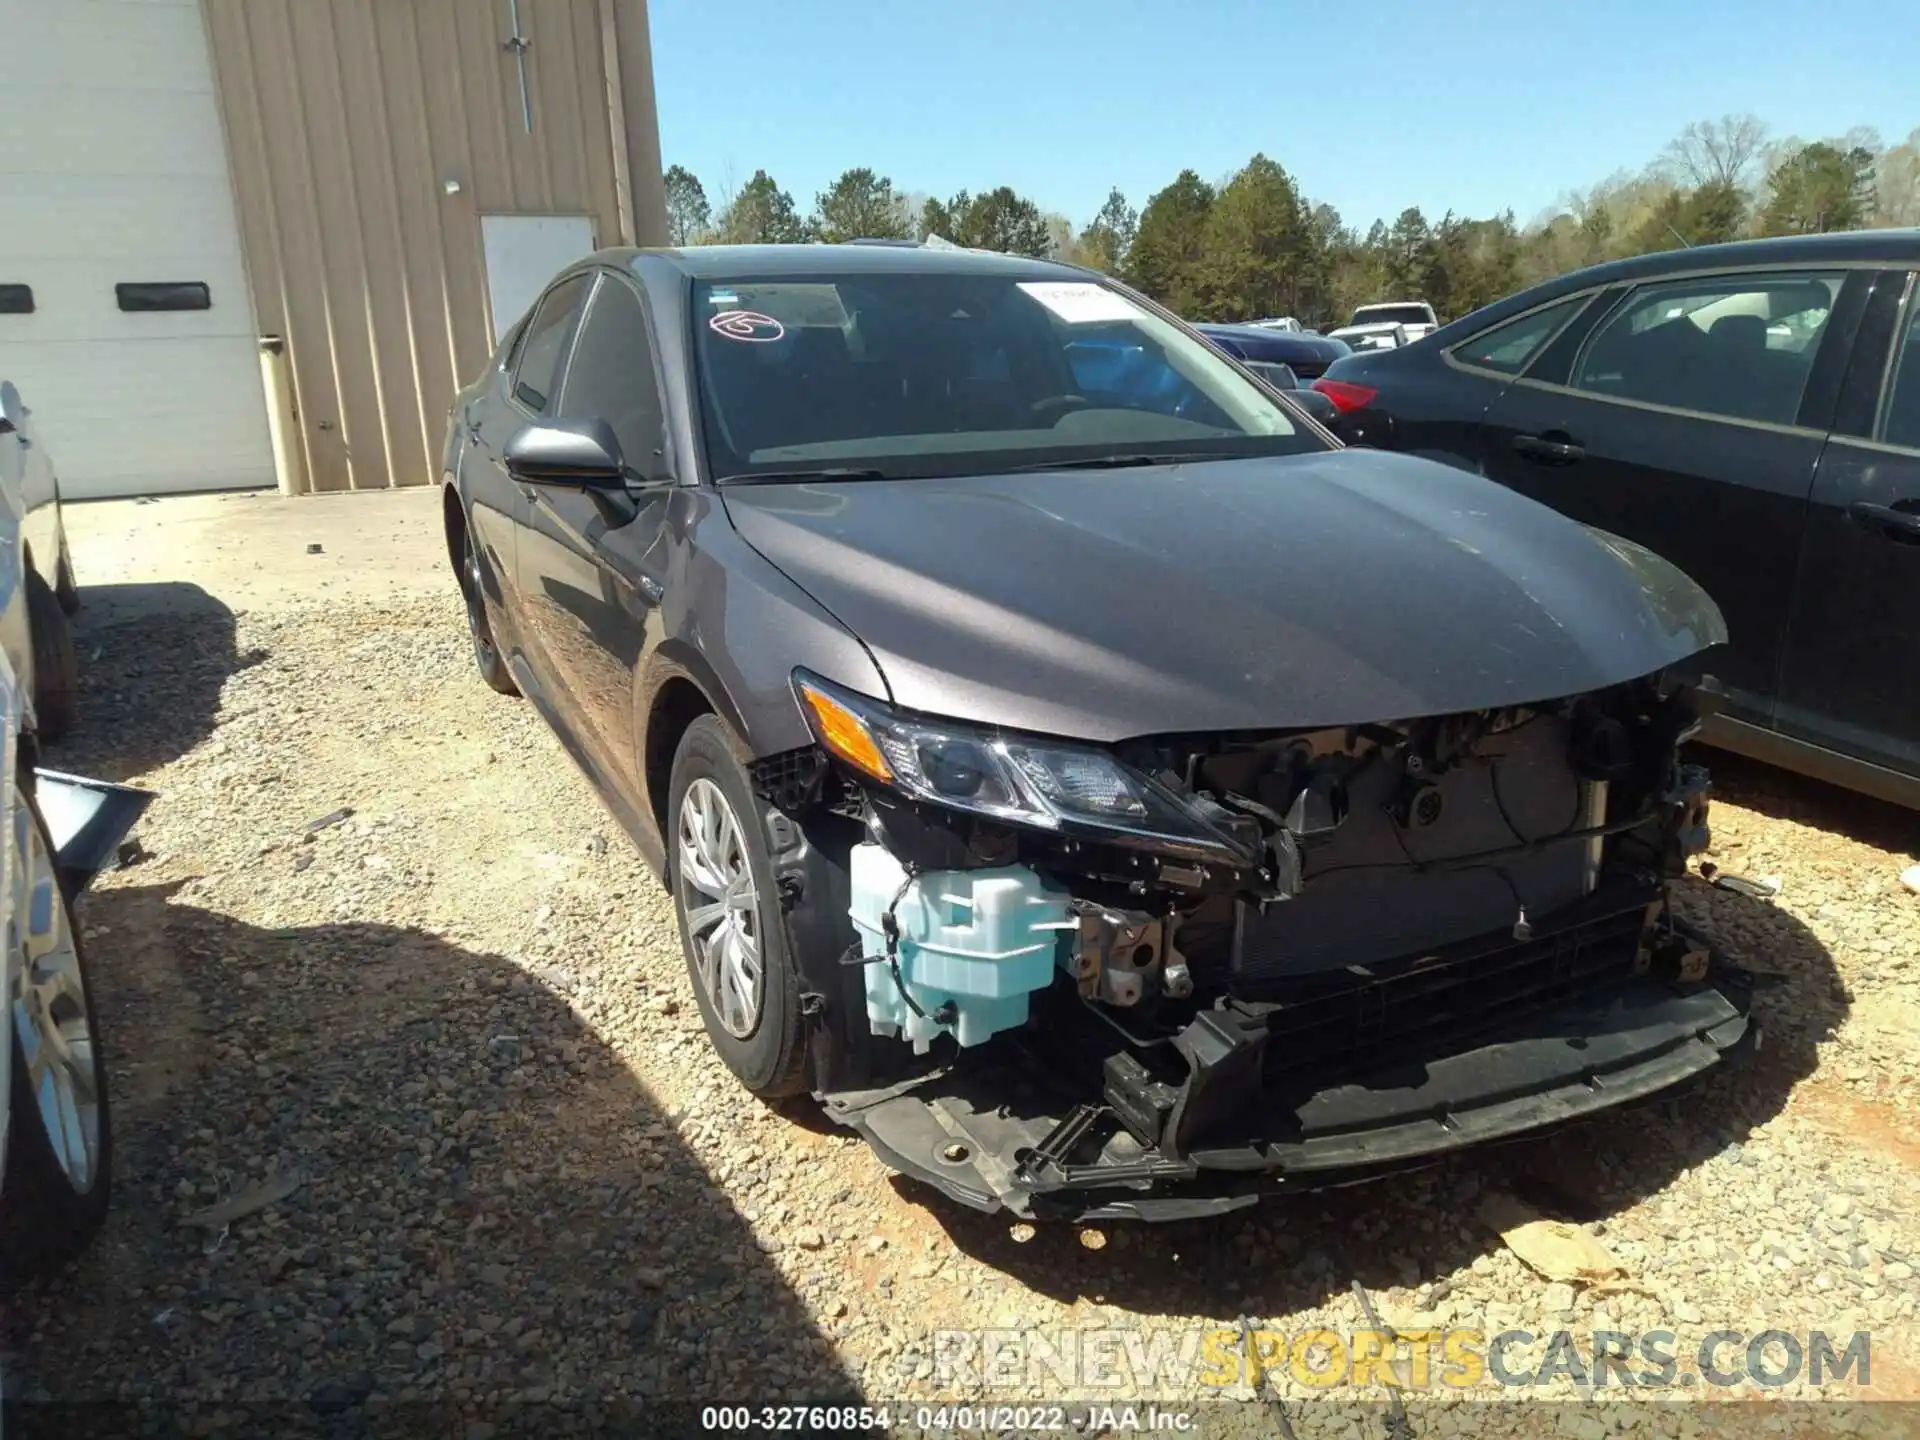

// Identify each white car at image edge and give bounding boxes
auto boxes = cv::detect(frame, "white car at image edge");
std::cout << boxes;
[0,389,149,1309]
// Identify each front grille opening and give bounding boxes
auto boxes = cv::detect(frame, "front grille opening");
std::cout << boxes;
[1246,891,1650,1088]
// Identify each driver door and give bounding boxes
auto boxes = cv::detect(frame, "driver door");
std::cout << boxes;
[461,272,593,686]
[514,271,677,797]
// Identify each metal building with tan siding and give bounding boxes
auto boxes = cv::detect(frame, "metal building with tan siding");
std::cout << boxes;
[0,0,668,500]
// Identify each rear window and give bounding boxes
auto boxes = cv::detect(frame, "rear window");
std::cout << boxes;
[1352,304,1433,326]
[1450,296,1587,375]
[1572,272,1843,426]
[691,273,1324,480]
[1882,300,1920,450]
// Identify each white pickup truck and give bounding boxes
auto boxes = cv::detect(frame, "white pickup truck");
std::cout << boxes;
[1348,301,1440,341]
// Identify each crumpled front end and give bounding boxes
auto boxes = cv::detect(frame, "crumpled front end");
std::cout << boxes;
[763,665,1755,1222]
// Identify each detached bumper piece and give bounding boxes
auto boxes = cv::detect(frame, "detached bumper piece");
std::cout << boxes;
[34,768,156,896]
[818,894,1755,1222]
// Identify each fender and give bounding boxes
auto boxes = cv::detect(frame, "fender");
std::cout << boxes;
[638,639,757,757]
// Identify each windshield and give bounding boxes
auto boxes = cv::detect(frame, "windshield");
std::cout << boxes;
[690,273,1321,481]
[1352,304,1433,326]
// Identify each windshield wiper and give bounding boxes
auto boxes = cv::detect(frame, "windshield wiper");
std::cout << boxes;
[716,467,894,485]
[1006,452,1219,472]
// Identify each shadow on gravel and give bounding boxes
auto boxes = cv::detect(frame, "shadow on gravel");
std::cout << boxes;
[2,883,859,1429]
[915,877,1845,1319]
[52,582,260,777]
[1692,745,1919,857]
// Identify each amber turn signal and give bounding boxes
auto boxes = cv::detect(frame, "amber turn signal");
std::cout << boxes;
[798,682,894,783]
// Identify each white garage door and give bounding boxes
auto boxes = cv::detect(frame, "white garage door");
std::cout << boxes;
[0,0,274,499]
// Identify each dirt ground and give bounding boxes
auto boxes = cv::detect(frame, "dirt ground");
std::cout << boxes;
[3,488,1917,1437]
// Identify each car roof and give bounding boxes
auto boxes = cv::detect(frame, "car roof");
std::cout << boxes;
[1198,322,1319,341]
[593,242,1093,282]
[1566,228,1920,286]
[1428,228,1920,346]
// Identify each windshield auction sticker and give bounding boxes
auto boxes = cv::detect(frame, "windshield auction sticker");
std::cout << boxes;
[1017,281,1139,324]
[709,310,786,342]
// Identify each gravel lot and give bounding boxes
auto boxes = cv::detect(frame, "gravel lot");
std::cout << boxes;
[3,495,1917,1436]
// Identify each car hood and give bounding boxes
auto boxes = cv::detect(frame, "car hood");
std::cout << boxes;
[721,450,1726,742]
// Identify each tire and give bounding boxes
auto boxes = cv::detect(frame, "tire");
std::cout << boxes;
[458,516,518,697]
[55,546,80,616]
[0,785,112,1286]
[668,715,809,1098]
[25,569,77,744]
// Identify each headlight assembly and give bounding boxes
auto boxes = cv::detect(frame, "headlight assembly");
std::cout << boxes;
[793,671,1252,864]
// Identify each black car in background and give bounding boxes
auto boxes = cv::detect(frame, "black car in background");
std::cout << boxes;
[1191,324,1343,424]
[1193,322,1350,381]
[1316,232,1920,809]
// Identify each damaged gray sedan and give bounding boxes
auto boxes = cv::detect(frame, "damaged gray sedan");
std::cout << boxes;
[443,242,1751,1222]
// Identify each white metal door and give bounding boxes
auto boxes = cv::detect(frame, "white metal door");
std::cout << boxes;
[481,215,599,346]
[0,0,275,499]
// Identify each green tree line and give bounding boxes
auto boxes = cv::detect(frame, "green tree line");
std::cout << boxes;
[662,115,1920,326]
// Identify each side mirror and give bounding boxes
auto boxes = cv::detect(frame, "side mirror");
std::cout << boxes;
[504,418,626,488]
[0,380,24,435]
[1245,360,1300,390]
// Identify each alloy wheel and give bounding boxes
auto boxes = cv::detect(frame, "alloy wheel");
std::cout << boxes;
[676,777,763,1038]
[8,790,100,1194]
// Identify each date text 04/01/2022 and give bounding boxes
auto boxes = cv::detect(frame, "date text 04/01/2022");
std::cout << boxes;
[699,1404,1197,1432]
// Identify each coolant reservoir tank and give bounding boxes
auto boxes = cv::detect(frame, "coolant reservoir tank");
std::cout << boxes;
[848,843,1074,1055]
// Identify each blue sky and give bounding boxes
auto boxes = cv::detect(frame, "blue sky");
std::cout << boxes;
[648,0,1912,233]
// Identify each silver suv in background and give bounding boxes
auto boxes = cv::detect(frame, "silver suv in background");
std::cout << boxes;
[1328,320,1412,352]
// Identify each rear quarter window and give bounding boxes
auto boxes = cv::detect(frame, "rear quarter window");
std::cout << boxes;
[1449,296,1588,375]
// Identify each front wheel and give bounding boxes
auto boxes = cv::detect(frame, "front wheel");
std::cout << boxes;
[459,519,518,697]
[0,783,112,1285]
[668,716,810,1098]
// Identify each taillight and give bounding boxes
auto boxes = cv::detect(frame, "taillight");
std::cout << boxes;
[1310,378,1378,414]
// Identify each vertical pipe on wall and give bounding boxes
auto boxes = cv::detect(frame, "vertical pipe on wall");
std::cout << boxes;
[611,0,669,246]
[258,336,309,496]
[598,0,637,246]
[505,0,534,134]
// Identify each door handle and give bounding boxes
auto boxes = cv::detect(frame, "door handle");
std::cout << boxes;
[1847,501,1920,544]
[637,573,665,604]
[1511,433,1585,465]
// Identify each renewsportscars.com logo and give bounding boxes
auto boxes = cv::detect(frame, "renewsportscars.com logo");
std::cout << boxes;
[924,1327,1876,1392]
